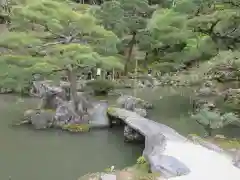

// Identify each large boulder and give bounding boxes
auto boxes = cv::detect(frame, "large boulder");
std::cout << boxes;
[116,95,153,111]
[134,108,147,117]
[24,109,55,129]
[143,133,190,178]
[100,174,116,180]
[88,101,110,128]
[148,155,191,178]
[54,99,90,127]
[117,95,136,110]
[54,102,73,126]
[233,150,240,169]
[23,109,36,122]
[124,125,145,143]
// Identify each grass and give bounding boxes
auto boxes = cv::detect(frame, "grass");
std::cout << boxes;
[189,134,240,150]
[122,164,160,180]
[206,137,240,149]
[107,106,117,116]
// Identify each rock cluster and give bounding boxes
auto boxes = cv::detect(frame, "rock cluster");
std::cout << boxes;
[23,80,96,132]
[123,125,145,143]
[116,95,153,142]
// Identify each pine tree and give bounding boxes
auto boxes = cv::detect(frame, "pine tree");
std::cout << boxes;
[0,0,123,114]
[94,0,152,74]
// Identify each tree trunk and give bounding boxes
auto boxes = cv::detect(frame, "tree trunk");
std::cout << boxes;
[124,32,136,75]
[195,119,213,137]
[204,125,213,137]
[143,52,149,69]
[66,67,80,115]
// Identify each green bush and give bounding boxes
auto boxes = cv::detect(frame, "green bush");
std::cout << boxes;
[0,77,31,96]
[86,79,115,96]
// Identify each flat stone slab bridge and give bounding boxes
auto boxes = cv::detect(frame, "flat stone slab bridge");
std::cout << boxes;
[108,107,240,180]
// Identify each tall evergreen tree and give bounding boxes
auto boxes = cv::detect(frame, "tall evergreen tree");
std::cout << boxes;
[0,0,123,114]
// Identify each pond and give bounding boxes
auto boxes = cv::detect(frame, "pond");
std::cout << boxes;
[0,95,143,180]
[121,87,240,138]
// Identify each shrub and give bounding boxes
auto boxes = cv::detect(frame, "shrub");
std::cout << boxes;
[137,156,147,164]
[191,108,239,136]
[86,79,115,96]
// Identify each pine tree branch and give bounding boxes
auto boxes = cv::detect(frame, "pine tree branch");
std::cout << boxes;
[195,118,205,127]
[222,1,240,7]
[41,41,65,47]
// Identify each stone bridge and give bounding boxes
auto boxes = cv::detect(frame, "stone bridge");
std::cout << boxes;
[108,107,240,180]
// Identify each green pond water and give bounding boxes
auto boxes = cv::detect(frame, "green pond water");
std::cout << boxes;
[0,87,239,180]
[0,95,143,180]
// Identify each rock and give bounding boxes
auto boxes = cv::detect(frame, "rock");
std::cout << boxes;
[137,81,145,88]
[134,108,147,117]
[26,80,98,132]
[124,125,144,143]
[23,109,36,122]
[54,100,90,127]
[115,171,135,180]
[89,101,110,128]
[197,87,214,96]
[79,171,138,180]
[100,174,116,180]
[143,133,190,178]
[234,161,240,169]
[55,102,72,124]
[125,99,136,110]
[30,110,55,129]
[78,173,102,180]
[144,80,153,88]
[233,149,240,169]
[215,134,226,139]
[152,78,161,86]
[24,109,55,129]
[143,133,167,158]
[116,95,153,110]
[140,101,153,109]
[149,155,190,178]
[117,95,136,110]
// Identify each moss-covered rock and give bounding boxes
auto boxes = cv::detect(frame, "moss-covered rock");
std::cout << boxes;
[62,123,90,133]
[107,106,116,115]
